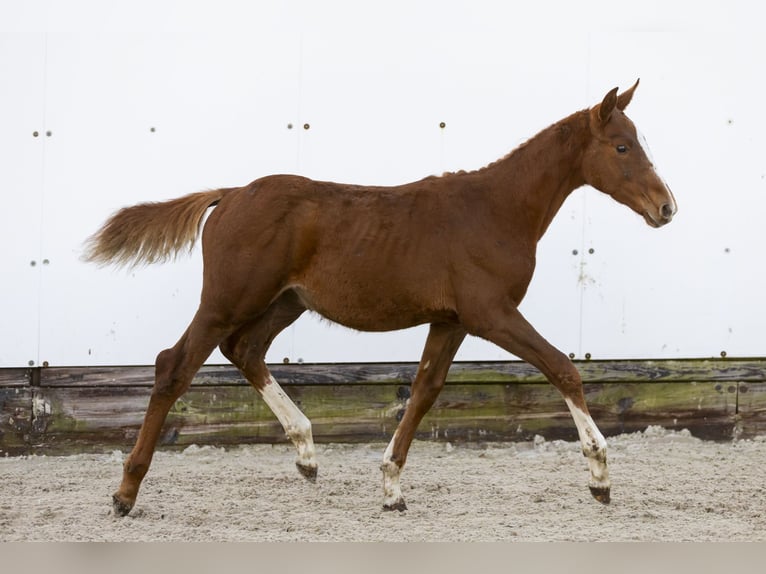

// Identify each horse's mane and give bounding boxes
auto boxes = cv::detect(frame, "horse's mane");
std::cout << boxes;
[439,109,588,178]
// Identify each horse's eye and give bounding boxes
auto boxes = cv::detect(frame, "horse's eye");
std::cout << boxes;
[616,144,628,154]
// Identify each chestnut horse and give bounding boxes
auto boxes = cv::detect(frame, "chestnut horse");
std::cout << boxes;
[85,80,676,516]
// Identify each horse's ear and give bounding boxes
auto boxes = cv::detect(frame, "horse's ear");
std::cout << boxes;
[617,78,640,111]
[596,87,619,125]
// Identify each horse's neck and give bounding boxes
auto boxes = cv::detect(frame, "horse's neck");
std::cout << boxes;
[483,110,590,241]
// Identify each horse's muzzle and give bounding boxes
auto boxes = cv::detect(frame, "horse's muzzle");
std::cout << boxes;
[645,200,676,228]
[660,202,676,223]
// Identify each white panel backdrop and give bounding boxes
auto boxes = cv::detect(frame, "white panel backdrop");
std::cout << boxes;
[1,0,764,367]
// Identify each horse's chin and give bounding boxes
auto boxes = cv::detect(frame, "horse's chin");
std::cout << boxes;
[643,211,664,228]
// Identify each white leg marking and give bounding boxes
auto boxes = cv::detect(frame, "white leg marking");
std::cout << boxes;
[259,376,317,474]
[565,399,610,491]
[381,430,405,508]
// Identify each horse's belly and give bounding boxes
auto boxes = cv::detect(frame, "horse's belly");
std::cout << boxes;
[291,284,453,332]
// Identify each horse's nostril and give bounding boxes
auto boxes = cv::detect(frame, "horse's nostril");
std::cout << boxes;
[660,203,674,220]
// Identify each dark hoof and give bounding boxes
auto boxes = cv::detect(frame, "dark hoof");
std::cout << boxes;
[383,499,408,512]
[589,486,611,504]
[296,462,318,483]
[112,494,134,517]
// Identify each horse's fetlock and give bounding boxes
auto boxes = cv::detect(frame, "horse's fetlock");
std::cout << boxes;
[380,460,401,475]
[582,440,607,461]
[124,459,149,479]
[285,418,312,442]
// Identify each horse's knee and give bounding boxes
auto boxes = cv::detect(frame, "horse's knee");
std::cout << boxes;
[551,359,583,397]
[409,372,447,411]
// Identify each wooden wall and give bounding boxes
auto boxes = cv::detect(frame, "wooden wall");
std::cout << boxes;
[1,359,765,456]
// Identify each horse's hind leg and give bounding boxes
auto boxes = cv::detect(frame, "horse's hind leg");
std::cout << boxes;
[381,322,466,511]
[219,291,317,480]
[113,310,231,516]
[259,373,318,480]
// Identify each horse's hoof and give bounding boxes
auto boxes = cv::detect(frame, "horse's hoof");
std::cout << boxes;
[383,499,408,512]
[296,462,318,483]
[589,486,611,504]
[112,494,134,517]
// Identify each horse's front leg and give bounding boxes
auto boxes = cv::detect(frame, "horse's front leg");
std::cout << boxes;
[563,397,610,502]
[465,305,610,503]
[381,322,466,511]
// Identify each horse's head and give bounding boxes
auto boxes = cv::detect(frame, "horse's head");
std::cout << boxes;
[582,80,677,228]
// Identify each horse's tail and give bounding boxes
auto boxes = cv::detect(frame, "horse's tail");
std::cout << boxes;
[83,188,231,267]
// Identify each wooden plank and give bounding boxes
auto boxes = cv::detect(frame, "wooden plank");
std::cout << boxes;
[0,368,31,387]
[34,358,766,389]
[38,365,157,388]
[446,358,766,384]
[36,363,416,388]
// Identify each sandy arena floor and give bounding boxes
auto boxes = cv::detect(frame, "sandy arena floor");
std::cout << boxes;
[1,426,765,542]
